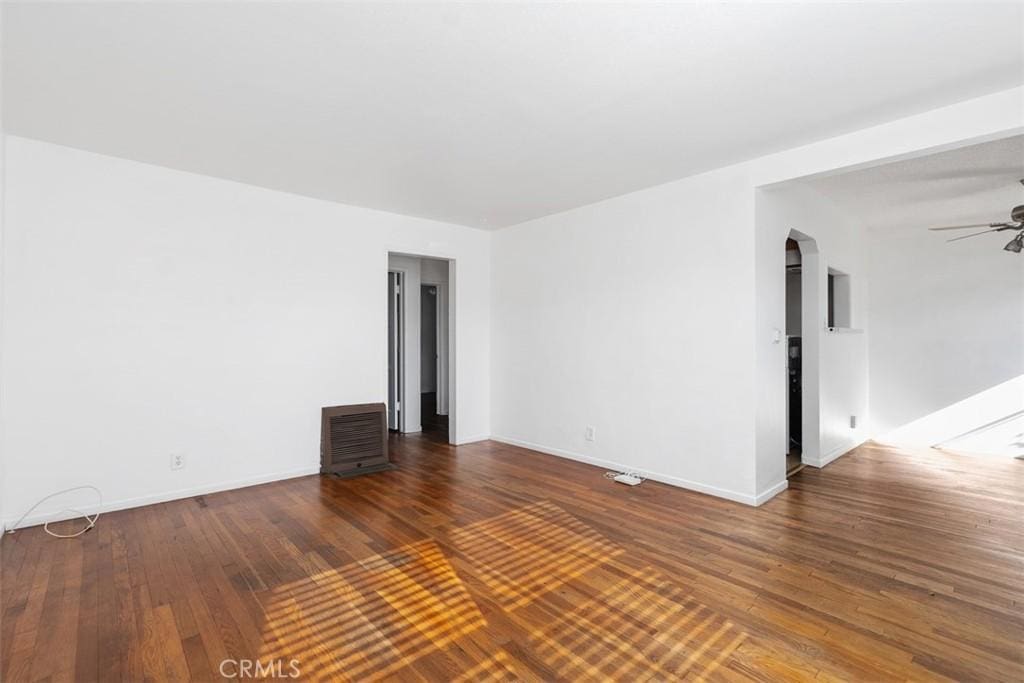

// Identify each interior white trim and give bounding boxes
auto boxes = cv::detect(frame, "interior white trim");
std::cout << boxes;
[754,479,790,506]
[3,465,320,531]
[453,434,491,446]
[804,438,865,469]
[490,435,779,506]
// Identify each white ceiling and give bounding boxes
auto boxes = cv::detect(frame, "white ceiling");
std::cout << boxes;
[4,2,1023,229]
[803,135,1024,234]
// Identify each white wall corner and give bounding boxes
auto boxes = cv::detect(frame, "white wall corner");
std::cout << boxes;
[804,438,864,469]
[453,434,490,446]
[754,479,789,506]
[3,139,493,522]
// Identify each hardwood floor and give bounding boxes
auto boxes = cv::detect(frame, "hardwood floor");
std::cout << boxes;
[420,391,449,439]
[785,450,803,477]
[2,437,1021,681]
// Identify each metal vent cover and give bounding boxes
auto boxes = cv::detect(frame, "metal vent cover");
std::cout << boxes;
[320,403,391,476]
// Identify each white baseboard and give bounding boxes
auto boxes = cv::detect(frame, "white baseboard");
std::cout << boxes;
[453,433,491,446]
[490,435,770,506]
[804,438,864,469]
[754,479,789,506]
[2,434,797,531]
[3,465,320,531]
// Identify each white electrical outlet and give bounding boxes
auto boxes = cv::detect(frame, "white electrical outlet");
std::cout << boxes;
[170,453,185,470]
[585,426,596,442]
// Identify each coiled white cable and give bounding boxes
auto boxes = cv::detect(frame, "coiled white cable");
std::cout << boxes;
[6,485,102,538]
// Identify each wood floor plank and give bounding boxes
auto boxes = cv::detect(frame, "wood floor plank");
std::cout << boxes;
[1,436,1021,681]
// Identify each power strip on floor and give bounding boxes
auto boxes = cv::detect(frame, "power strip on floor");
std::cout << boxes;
[613,473,643,486]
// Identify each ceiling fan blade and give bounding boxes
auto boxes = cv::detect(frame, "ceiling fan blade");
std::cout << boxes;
[929,223,999,231]
[946,226,1014,242]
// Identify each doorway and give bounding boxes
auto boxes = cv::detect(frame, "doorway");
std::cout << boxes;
[387,253,454,444]
[420,284,448,439]
[387,270,404,430]
[785,229,821,475]
[785,239,803,476]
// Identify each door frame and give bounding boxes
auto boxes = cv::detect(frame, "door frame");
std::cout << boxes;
[420,281,449,416]
[387,269,405,431]
[787,229,821,468]
[387,251,457,444]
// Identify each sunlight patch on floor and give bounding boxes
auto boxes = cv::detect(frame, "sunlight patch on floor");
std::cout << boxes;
[257,538,485,681]
[451,650,519,682]
[449,499,625,609]
[254,501,742,681]
[529,566,746,681]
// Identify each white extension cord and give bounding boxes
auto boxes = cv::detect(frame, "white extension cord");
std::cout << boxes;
[6,485,103,538]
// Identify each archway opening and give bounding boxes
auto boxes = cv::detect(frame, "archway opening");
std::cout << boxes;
[786,229,821,476]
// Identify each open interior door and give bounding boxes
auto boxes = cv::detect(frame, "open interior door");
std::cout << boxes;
[387,271,402,430]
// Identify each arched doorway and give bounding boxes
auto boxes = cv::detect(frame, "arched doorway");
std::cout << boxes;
[786,229,821,474]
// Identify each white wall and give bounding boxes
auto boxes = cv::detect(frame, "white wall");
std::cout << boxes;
[746,87,1020,500]
[491,87,1021,505]
[1,136,490,527]
[421,258,449,286]
[490,166,867,505]
[755,183,870,492]
[0,7,6,527]
[869,226,1024,454]
[3,89,1019,522]
[491,165,761,503]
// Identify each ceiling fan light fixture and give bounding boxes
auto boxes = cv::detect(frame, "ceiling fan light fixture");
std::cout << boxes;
[1004,232,1024,253]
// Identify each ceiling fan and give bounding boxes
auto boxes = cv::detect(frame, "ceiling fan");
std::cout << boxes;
[928,179,1024,253]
